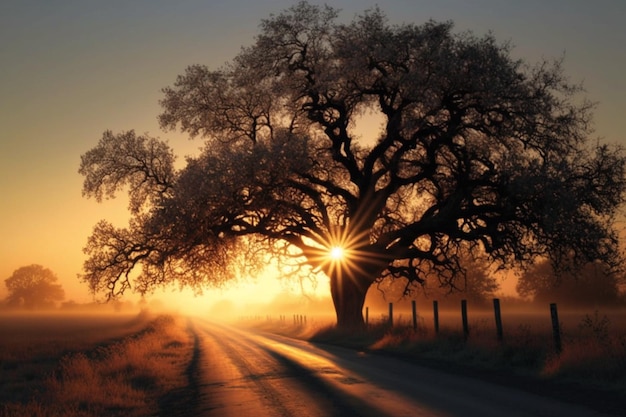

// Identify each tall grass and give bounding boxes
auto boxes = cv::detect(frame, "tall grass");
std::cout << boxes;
[0,314,193,417]
[543,311,626,389]
[0,312,152,407]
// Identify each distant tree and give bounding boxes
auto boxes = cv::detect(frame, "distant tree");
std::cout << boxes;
[60,299,79,310]
[370,252,499,308]
[516,259,623,307]
[4,264,65,309]
[79,2,625,328]
[425,257,499,307]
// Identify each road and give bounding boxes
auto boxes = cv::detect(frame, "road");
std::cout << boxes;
[166,318,619,417]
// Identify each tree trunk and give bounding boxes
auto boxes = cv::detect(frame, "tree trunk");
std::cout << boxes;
[329,270,371,329]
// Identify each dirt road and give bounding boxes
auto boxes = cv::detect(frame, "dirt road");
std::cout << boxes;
[167,318,618,417]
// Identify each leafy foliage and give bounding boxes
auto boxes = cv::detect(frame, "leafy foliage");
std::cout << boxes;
[4,264,65,309]
[79,2,626,326]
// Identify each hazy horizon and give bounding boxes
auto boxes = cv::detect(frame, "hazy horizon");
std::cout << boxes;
[2,0,625,310]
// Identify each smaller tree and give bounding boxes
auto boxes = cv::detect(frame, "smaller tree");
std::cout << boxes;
[4,264,65,309]
[370,251,499,309]
[423,261,499,308]
[516,259,623,307]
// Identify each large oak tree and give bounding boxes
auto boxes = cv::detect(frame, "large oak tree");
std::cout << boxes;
[79,3,625,328]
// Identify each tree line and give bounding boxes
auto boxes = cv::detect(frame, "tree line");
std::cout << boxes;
[3,259,623,312]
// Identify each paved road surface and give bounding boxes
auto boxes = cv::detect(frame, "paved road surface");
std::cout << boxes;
[166,318,619,417]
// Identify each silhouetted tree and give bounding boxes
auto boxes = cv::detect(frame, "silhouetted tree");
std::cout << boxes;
[79,3,625,328]
[517,259,623,307]
[369,251,499,309]
[425,257,499,307]
[4,264,65,309]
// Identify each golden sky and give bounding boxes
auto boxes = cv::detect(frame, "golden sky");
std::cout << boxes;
[1,0,625,309]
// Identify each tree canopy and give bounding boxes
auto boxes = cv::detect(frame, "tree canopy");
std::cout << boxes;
[4,264,65,309]
[79,2,626,328]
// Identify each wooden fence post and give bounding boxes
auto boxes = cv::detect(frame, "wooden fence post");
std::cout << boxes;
[365,306,369,326]
[461,299,469,340]
[550,303,562,354]
[433,300,439,335]
[493,298,503,341]
[388,302,394,327]
[411,300,418,332]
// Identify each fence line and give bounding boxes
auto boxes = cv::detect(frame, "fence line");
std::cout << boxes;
[364,298,565,353]
[493,298,503,342]
[242,299,572,354]
[550,303,562,353]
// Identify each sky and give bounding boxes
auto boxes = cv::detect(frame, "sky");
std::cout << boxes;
[1,0,625,311]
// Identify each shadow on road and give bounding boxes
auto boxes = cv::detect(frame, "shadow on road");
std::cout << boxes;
[158,319,201,416]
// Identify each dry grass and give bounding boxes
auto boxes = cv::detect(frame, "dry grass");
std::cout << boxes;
[0,311,152,407]
[0,312,193,417]
[542,311,626,389]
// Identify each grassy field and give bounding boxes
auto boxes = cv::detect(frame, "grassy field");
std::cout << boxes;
[0,311,193,417]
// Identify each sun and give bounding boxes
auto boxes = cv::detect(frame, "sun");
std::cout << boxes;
[329,246,344,260]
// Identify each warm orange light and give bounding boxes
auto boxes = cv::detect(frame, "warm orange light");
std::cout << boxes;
[330,246,344,260]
